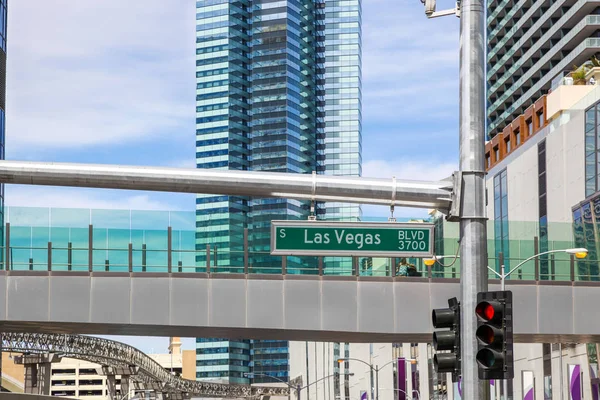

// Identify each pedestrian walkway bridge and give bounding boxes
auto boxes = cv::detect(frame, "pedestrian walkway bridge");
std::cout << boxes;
[1,206,599,343]
[1,269,599,343]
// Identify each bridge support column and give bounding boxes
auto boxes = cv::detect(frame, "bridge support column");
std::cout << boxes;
[106,374,117,400]
[14,353,62,395]
[121,374,130,398]
[97,365,139,400]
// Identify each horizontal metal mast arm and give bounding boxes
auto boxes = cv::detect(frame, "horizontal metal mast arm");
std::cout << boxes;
[0,160,454,210]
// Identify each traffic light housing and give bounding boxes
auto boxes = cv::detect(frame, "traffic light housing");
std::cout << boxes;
[475,290,513,380]
[432,297,460,382]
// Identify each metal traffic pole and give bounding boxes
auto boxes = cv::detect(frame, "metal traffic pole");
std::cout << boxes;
[420,0,487,394]
[458,0,489,397]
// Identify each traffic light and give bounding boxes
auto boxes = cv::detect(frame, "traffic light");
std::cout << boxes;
[432,297,460,382]
[475,290,513,380]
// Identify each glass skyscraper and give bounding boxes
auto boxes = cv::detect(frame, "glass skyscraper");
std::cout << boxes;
[195,0,361,384]
[0,0,7,253]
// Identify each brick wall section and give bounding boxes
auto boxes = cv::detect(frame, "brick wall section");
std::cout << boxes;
[485,94,547,170]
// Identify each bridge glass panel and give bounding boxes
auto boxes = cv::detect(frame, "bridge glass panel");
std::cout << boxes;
[107,228,130,272]
[4,206,600,281]
[145,229,168,272]
[172,228,196,272]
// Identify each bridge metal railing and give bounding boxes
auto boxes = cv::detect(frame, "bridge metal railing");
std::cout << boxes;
[1,235,597,282]
[0,206,598,282]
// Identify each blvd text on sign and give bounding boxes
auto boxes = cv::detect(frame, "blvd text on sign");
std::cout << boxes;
[270,221,434,257]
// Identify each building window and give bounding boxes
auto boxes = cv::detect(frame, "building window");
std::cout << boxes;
[505,137,511,153]
[585,104,600,196]
[494,146,500,162]
[538,140,549,279]
[572,197,600,281]
[537,111,544,128]
[494,169,509,273]
[514,129,521,146]
[527,119,533,136]
[486,154,491,168]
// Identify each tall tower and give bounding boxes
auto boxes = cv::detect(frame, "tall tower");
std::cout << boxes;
[487,1,600,137]
[194,0,361,385]
[0,0,7,260]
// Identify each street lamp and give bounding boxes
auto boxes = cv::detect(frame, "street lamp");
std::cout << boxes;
[424,248,588,288]
[337,357,416,400]
[491,248,587,290]
[244,372,354,400]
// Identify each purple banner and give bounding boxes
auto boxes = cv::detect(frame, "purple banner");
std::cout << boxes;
[522,371,535,400]
[411,362,419,395]
[360,390,368,400]
[570,364,582,400]
[398,358,406,400]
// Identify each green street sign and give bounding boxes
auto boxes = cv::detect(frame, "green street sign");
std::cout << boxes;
[270,221,434,257]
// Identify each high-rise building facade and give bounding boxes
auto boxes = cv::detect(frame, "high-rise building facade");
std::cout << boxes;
[194,0,361,385]
[0,0,7,256]
[486,1,600,138]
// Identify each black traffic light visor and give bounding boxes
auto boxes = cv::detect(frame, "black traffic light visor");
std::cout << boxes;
[434,353,458,373]
[432,308,455,328]
[433,330,456,351]
[476,348,504,369]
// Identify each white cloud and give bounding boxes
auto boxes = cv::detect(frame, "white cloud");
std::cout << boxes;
[7,0,196,151]
[361,158,457,218]
[361,0,460,122]
[362,158,457,181]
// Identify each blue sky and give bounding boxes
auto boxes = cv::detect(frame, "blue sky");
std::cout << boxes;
[7,0,460,352]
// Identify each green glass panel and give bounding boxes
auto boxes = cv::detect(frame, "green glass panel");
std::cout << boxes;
[9,206,49,227]
[170,211,196,231]
[172,229,197,273]
[131,210,169,230]
[92,228,108,271]
[91,209,130,229]
[50,208,90,228]
[145,230,168,272]
[71,227,90,271]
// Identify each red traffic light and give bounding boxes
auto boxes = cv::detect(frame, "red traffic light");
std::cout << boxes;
[475,291,513,380]
[475,300,502,322]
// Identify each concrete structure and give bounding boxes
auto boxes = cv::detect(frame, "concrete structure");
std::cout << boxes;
[13,354,62,396]
[486,1,600,137]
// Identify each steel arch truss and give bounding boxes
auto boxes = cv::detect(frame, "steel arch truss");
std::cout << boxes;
[1,332,290,398]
